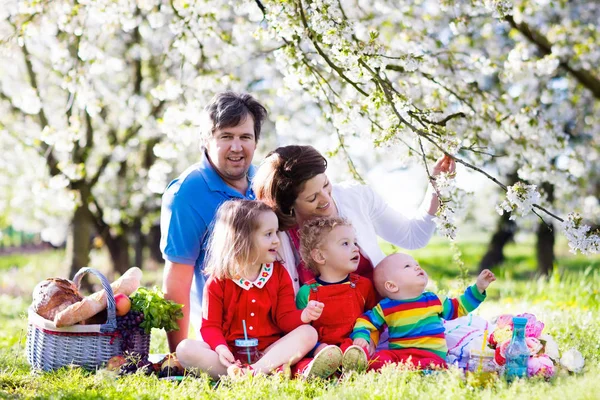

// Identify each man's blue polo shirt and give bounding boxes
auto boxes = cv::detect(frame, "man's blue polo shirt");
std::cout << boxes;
[160,152,256,311]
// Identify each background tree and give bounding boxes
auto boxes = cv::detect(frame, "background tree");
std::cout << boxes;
[0,1,281,275]
[1,0,598,277]
[254,0,600,261]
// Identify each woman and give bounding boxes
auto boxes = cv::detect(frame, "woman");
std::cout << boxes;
[252,145,455,293]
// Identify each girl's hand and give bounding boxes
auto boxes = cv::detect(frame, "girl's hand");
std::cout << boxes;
[431,154,456,178]
[476,269,496,294]
[301,300,324,323]
[215,345,236,368]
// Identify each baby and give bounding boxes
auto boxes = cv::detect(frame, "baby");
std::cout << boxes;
[351,252,496,370]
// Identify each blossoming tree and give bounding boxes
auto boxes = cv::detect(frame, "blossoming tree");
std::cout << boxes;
[1,0,598,276]
[0,0,281,275]
[254,0,600,261]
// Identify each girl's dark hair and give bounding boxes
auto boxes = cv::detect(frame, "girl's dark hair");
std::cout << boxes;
[253,145,327,230]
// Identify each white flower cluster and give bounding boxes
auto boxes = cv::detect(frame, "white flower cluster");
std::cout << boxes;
[431,172,471,241]
[484,0,514,18]
[561,213,600,255]
[496,182,541,220]
[434,203,457,240]
[432,172,455,198]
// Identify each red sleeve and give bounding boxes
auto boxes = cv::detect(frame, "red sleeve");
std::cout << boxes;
[273,263,304,332]
[200,277,228,350]
[362,279,378,310]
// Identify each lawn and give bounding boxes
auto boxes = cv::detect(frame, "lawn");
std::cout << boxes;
[1,237,599,399]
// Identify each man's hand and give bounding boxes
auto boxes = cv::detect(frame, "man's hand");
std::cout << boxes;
[215,345,236,368]
[476,269,496,294]
[163,261,194,353]
[301,300,324,323]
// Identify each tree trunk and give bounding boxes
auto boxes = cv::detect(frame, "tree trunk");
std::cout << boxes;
[479,211,517,271]
[148,224,163,263]
[479,171,519,271]
[536,221,555,275]
[133,217,144,268]
[66,204,93,284]
[536,183,555,275]
[103,232,131,275]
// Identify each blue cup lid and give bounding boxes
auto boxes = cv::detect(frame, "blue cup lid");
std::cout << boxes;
[235,338,258,347]
[513,317,528,325]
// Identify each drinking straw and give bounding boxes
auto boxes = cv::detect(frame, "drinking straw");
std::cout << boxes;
[478,329,489,373]
[242,320,251,364]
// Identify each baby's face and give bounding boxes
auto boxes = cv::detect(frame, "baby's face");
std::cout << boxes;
[386,254,428,293]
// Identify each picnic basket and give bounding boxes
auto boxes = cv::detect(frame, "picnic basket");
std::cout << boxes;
[26,267,150,371]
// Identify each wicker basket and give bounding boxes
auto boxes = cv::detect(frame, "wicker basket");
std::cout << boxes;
[26,267,150,371]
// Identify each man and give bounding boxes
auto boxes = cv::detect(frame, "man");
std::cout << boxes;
[160,92,268,352]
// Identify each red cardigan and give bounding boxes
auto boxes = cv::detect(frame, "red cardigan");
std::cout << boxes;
[201,261,305,351]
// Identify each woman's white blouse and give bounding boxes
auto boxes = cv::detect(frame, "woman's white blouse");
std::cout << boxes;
[279,182,437,294]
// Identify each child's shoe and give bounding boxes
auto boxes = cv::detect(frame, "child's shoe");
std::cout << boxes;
[342,345,368,373]
[303,345,342,379]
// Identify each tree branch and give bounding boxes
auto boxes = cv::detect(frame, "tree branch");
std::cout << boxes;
[297,0,368,97]
[18,37,61,177]
[254,0,266,17]
[88,100,165,188]
[505,15,600,99]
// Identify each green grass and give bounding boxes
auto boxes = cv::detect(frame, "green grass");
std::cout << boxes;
[1,239,599,399]
[0,250,66,272]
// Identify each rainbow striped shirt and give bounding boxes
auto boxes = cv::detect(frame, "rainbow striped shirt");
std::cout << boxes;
[351,285,486,360]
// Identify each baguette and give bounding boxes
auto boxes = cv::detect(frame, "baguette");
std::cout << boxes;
[54,267,143,327]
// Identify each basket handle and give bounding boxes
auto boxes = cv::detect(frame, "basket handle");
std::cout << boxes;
[73,267,117,333]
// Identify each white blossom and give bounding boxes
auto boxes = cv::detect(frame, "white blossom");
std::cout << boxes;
[496,183,541,220]
[561,213,600,255]
[434,203,457,240]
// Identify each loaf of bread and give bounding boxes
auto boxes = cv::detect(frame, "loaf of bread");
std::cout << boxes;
[32,278,83,320]
[54,267,143,327]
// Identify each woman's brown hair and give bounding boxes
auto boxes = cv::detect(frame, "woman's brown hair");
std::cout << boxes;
[253,145,327,231]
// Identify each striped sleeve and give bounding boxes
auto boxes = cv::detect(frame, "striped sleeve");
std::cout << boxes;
[295,285,311,309]
[439,285,486,320]
[350,303,386,342]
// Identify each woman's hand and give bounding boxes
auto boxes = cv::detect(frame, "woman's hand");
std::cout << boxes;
[425,154,456,215]
[301,300,324,323]
[426,154,457,215]
[215,345,236,368]
[431,154,456,178]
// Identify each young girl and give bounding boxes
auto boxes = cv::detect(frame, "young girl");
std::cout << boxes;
[176,200,328,379]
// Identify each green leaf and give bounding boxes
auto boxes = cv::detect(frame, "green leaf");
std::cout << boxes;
[129,286,184,332]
